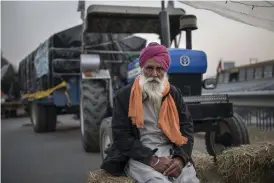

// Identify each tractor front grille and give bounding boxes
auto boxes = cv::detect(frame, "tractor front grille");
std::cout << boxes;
[168,73,202,96]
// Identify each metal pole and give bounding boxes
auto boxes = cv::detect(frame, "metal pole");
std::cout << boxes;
[159,0,171,48]
[186,30,192,49]
[78,0,86,53]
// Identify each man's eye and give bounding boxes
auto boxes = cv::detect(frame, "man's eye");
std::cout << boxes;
[156,67,163,71]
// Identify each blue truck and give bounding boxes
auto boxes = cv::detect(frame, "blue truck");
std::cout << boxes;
[18,1,249,158]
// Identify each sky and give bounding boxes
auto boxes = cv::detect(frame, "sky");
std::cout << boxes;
[1,1,274,78]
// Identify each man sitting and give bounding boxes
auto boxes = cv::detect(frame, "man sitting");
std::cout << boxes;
[101,42,200,183]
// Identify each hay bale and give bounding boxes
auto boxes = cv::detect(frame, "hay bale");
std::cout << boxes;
[88,169,136,183]
[216,141,274,183]
[192,151,220,183]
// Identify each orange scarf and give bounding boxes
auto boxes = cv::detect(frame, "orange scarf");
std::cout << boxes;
[128,75,188,145]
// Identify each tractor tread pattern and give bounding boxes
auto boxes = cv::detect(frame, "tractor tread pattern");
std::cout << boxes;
[205,114,250,156]
[82,80,108,153]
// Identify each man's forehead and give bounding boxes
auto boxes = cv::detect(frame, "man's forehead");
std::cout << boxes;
[143,58,162,67]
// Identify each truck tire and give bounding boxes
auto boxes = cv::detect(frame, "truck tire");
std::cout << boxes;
[47,106,57,132]
[99,117,113,160]
[30,102,57,133]
[205,114,250,156]
[81,80,108,153]
[4,110,17,118]
[10,110,17,117]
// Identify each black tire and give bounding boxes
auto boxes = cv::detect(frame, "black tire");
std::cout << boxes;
[24,105,30,115]
[99,117,113,160]
[205,114,250,156]
[81,80,108,153]
[47,106,57,132]
[10,110,17,117]
[30,102,57,133]
[4,110,17,118]
[233,113,250,144]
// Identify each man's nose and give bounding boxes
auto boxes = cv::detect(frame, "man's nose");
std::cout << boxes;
[151,69,158,77]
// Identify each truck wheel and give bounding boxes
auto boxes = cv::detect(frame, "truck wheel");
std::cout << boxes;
[4,110,17,118]
[205,114,250,156]
[10,110,17,117]
[81,80,108,153]
[24,104,30,115]
[30,102,57,133]
[99,117,113,160]
[47,106,57,132]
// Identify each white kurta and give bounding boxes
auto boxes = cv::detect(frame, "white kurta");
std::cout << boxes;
[125,100,200,183]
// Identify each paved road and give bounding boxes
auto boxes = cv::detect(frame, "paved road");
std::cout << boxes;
[1,114,206,183]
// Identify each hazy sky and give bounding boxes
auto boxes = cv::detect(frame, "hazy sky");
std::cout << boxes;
[1,1,274,77]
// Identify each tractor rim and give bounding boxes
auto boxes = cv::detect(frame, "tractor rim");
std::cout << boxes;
[102,131,111,159]
[210,120,232,155]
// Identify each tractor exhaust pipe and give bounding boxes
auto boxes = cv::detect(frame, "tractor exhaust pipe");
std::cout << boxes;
[160,0,171,48]
[180,15,198,50]
[186,30,192,49]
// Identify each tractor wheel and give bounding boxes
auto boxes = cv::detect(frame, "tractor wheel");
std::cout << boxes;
[30,102,57,133]
[81,80,108,153]
[205,114,250,156]
[99,117,113,160]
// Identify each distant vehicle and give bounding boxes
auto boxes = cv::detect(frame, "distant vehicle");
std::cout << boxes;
[1,56,23,118]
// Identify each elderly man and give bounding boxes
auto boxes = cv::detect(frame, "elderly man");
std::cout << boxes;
[101,43,199,183]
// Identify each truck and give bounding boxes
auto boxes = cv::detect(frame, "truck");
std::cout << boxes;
[18,24,146,132]
[1,56,22,118]
[18,0,249,157]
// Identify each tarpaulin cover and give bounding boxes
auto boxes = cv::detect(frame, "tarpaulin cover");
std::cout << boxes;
[34,41,50,78]
[19,24,146,77]
[178,0,274,32]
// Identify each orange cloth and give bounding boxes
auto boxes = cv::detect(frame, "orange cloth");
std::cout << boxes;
[128,75,188,145]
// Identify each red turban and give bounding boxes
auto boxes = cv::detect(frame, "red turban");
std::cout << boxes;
[139,42,171,72]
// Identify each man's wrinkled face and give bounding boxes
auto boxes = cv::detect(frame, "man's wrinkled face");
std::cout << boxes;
[143,58,165,80]
[139,58,168,97]
[139,58,168,112]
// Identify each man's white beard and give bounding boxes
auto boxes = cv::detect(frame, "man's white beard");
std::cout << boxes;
[139,74,168,115]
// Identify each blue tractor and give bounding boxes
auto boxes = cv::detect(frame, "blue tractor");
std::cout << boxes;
[77,1,249,158]
[18,1,249,158]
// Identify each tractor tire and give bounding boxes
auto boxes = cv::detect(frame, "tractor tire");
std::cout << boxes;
[205,114,250,156]
[30,102,57,133]
[81,80,108,153]
[99,117,113,160]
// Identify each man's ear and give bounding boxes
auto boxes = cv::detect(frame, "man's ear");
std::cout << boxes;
[140,67,144,74]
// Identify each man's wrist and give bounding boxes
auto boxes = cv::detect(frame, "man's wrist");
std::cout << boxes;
[149,156,159,167]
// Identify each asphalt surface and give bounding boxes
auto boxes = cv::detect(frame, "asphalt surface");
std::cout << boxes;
[1,113,206,183]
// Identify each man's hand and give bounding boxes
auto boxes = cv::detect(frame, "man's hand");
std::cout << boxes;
[149,156,172,174]
[163,157,184,177]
